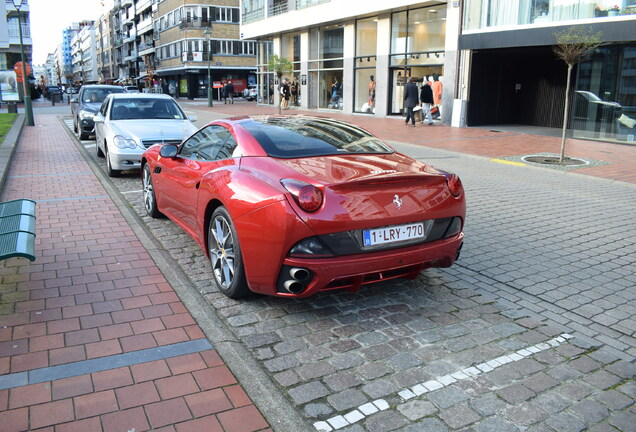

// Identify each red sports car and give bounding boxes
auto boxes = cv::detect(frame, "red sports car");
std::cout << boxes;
[141,116,465,298]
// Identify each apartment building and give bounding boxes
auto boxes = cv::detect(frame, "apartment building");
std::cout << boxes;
[154,0,257,99]
[60,22,93,85]
[240,0,458,118]
[46,52,57,85]
[96,10,118,83]
[71,23,98,84]
[1,0,32,72]
[459,0,636,144]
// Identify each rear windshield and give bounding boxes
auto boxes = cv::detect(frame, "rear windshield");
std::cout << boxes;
[83,87,125,103]
[241,117,393,158]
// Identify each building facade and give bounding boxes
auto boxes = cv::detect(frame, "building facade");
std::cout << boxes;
[459,0,636,144]
[240,0,459,119]
[1,0,32,75]
[154,0,257,99]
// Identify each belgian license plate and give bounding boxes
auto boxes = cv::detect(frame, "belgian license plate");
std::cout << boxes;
[363,222,426,247]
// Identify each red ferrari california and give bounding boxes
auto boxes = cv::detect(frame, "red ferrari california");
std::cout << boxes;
[141,116,465,298]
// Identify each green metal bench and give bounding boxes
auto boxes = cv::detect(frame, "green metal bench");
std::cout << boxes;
[0,199,36,261]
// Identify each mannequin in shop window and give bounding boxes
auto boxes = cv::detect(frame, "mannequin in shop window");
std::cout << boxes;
[432,73,442,113]
[368,75,376,107]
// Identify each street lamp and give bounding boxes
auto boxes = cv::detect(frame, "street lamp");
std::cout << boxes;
[203,26,213,107]
[13,0,34,126]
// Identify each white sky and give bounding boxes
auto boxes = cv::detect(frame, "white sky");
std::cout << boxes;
[29,0,112,65]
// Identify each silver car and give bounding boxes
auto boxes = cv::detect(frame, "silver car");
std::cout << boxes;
[93,93,198,176]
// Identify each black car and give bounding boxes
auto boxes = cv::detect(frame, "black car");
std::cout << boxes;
[71,85,126,140]
[45,86,63,100]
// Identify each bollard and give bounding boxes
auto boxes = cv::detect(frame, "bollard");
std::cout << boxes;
[52,95,55,106]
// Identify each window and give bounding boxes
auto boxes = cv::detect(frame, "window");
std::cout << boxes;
[218,40,233,55]
[240,41,256,55]
[180,126,238,161]
[217,7,232,22]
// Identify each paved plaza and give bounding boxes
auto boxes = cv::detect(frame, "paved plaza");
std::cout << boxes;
[0,98,634,431]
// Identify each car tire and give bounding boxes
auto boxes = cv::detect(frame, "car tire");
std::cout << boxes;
[208,207,249,299]
[105,146,120,177]
[79,129,89,140]
[73,119,78,133]
[96,140,104,157]
[142,164,163,218]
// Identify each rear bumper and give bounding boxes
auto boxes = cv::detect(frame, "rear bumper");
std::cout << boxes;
[254,233,464,297]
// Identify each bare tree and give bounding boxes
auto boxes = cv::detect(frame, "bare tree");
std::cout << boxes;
[267,54,293,114]
[553,26,602,163]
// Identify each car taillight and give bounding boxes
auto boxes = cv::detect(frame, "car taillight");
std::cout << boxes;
[281,179,324,212]
[440,171,463,197]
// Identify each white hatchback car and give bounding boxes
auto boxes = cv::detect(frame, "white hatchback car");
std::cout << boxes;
[93,93,198,176]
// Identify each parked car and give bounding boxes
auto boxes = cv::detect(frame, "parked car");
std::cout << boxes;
[45,86,62,100]
[94,93,198,177]
[141,116,465,299]
[71,85,126,140]
[65,87,79,94]
[243,85,257,101]
[124,85,140,93]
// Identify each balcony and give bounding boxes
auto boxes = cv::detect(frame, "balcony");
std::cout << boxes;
[242,8,265,24]
[123,51,138,62]
[123,31,137,43]
[296,0,329,9]
[7,22,31,39]
[121,0,133,7]
[122,15,135,27]
[136,0,152,12]
[5,0,29,11]
[268,1,288,16]
[137,18,153,34]
[179,18,211,29]
[138,41,155,56]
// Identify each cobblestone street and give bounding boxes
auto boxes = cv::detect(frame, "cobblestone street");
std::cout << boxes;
[62,104,635,432]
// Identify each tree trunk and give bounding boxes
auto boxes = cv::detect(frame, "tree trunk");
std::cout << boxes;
[560,64,573,163]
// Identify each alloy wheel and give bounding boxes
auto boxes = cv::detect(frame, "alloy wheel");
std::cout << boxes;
[209,215,236,289]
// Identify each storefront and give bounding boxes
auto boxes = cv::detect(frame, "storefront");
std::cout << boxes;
[572,44,636,144]
[253,4,447,118]
[388,7,446,116]
[308,25,344,110]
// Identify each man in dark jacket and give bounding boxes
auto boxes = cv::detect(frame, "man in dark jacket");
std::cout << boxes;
[403,77,419,127]
[419,81,434,125]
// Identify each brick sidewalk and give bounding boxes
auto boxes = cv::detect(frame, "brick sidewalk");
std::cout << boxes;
[0,115,271,431]
[182,101,636,184]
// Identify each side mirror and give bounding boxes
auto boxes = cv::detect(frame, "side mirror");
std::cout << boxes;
[159,144,178,158]
[188,115,198,122]
[94,114,104,123]
[70,98,78,104]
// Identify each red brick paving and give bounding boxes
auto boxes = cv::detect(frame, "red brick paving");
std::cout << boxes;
[0,115,270,431]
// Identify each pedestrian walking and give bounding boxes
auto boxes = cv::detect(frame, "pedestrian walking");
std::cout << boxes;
[403,77,419,127]
[419,80,434,125]
[226,80,234,104]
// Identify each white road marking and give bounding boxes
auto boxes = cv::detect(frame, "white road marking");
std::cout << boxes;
[313,333,574,431]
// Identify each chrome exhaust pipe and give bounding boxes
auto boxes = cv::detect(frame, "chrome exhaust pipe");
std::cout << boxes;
[284,279,304,294]
[289,267,310,282]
